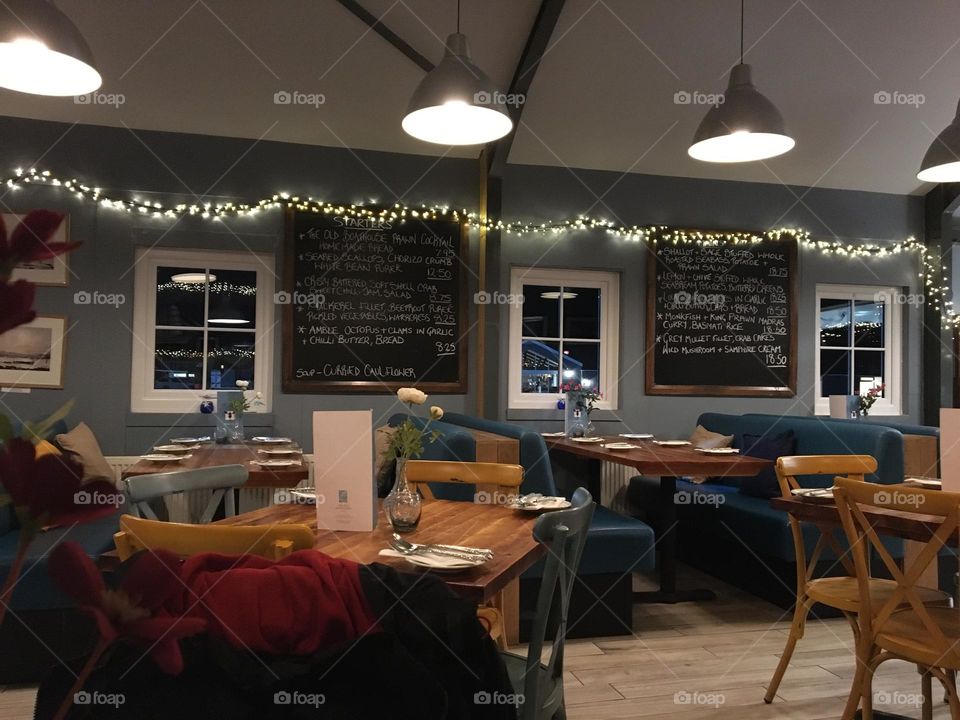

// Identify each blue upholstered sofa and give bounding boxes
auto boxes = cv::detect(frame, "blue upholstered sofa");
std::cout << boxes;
[389,412,655,636]
[627,412,923,607]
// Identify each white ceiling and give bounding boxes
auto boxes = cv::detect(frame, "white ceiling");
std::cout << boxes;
[5,0,960,195]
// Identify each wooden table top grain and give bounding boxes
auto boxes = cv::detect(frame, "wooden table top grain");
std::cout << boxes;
[545,436,772,478]
[215,499,545,603]
[122,444,310,488]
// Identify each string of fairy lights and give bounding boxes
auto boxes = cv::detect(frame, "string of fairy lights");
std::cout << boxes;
[6,166,956,326]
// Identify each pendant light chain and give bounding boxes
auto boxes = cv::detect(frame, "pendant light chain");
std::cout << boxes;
[457,0,461,33]
[740,0,744,63]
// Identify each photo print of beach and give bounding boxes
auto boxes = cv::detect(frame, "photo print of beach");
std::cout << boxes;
[0,316,66,388]
[7,212,71,286]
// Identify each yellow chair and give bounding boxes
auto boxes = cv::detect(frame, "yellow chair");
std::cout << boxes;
[835,478,960,720]
[764,455,949,704]
[404,460,525,650]
[405,460,524,502]
[114,514,316,562]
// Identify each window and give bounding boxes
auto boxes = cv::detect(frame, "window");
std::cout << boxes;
[815,284,902,416]
[131,248,275,413]
[508,267,619,410]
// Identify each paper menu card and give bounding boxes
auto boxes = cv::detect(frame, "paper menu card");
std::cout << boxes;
[941,409,960,491]
[312,410,376,531]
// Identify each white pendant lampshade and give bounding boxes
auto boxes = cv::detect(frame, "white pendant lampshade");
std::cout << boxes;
[917,98,960,183]
[402,32,512,145]
[0,0,101,96]
[688,63,795,163]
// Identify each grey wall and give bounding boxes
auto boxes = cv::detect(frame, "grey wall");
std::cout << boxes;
[0,118,479,453]
[497,164,925,437]
[0,117,928,453]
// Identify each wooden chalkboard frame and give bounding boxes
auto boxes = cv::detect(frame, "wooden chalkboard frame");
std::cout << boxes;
[645,234,798,397]
[281,208,469,394]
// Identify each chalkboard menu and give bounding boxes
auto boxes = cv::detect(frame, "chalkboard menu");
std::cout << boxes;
[282,209,467,393]
[646,237,797,397]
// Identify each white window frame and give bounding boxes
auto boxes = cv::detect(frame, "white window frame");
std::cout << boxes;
[508,267,619,410]
[814,284,902,416]
[131,247,275,413]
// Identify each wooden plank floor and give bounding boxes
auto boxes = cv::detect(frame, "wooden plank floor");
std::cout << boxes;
[2,563,949,719]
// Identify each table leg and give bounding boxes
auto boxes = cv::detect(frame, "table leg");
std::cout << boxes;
[633,476,717,604]
[501,578,520,646]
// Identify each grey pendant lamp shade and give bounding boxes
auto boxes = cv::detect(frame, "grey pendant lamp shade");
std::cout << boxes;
[402,32,512,145]
[0,0,101,96]
[917,98,960,182]
[688,63,795,162]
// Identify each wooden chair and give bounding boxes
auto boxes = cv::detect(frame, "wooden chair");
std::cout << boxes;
[764,455,949,704]
[835,478,960,720]
[123,465,248,523]
[404,459,524,501]
[113,514,316,561]
[501,487,595,720]
[405,460,524,650]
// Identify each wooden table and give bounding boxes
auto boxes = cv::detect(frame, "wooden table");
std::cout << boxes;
[216,499,545,642]
[547,436,772,603]
[122,444,309,488]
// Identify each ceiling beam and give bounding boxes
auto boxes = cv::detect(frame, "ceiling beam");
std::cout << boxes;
[485,0,566,178]
[336,0,434,74]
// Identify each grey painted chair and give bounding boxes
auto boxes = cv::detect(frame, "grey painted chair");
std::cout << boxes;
[502,487,595,720]
[122,465,248,524]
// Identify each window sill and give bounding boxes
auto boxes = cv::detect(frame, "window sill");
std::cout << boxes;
[506,408,621,422]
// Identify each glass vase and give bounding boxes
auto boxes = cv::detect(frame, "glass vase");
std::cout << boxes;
[383,458,421,533]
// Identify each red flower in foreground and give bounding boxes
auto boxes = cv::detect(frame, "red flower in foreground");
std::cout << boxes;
[0,438,119,529]
[0,209,77,265]
[0,280,35,335]
[49,541,207,674]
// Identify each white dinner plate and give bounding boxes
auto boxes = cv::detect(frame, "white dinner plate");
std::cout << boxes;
[252,436,293,445]
[540,431,566,437]
[289,488,317,503]
[904,477,941,488]
[791,487,835,501]
[254,459,299,468]
[604,442,638,451]
[153,444,196,453]
[653,440,692,446]
[694,447,740,455]
[508,496,572,512]
[258,447,301,456]
[619,433,654,440]
[140,454,191,462]
[170,436,211,444]
[570,436,605,443]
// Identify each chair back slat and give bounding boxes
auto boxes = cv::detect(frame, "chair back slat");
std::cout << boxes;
[405,460,523,502]
[834,477,960,659]
[113,514,315,561]
[123,465,247,522]
[521,487,594,720]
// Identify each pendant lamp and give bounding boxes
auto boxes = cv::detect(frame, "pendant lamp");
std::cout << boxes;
[688,0,794,163]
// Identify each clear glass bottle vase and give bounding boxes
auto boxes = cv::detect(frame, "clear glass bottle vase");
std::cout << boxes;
[383,458,422,533]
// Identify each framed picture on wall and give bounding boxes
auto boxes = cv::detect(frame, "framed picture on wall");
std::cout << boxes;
[0,315,67,389]
[7,213,71,286]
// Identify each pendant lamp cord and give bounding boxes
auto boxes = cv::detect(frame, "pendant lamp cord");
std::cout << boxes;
[457,0,461,33]
[740,0,744,63]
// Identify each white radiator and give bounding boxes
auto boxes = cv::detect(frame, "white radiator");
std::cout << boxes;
[106,454,316,522]
[601,461,636,514]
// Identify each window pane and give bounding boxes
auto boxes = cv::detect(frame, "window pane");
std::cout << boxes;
[562,287,601,339]
[156,266,207,327]
[208,269,257,328]
[521,339,560,393]
[563,342,601,391]
[154,329,203,389]
[521,285,560,338]
[819,298,851,347]
[207,331,256,389]
[820,349,850,397]
[854,300,884,348]
[854,351,884,396]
